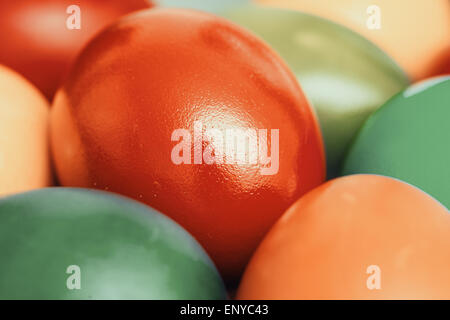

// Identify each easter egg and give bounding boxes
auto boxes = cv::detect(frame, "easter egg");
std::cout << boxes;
[0,65,50,197]
[237,175,450,299]
[225,5,408,177]
[0,188,226,299]
[0,0,151,100]
[257,0,450,81]
[50,8,326,280]
[342,76,450,209]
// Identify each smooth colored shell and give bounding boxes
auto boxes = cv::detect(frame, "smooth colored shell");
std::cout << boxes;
[342,76,450,209]
[0,0,151,100]
[238,175,450,299]
[0,65,50,197]
[257,0,450,81]
[50,8,325,279]
[225,5,408,177]
[0,188,226,299]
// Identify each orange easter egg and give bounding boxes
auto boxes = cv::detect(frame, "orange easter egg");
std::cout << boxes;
[0,65,50,196]
[237,175,450,299]
[256,0,450,80]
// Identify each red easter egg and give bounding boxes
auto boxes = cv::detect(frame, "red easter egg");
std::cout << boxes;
[0,0,151,100]
[51,8,325,279]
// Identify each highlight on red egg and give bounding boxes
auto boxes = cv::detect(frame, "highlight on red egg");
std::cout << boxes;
[0,0,448,309]
[170,121,280,176]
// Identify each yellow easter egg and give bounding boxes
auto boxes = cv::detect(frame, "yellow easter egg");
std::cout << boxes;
[0,65,50,196]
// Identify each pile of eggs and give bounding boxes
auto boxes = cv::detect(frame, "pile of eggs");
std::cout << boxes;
[0,0,449,299]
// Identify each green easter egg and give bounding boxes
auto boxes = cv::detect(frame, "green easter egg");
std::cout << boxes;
[342,76,450,209]
[0,188,226,299]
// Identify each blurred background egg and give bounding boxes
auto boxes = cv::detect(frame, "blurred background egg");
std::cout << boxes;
[342,76,450,209]
[0,0,152,100]
[225,5,408,177]
[238,175,450,299]
[257,0,450,81]
[0,65,50,197]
